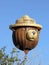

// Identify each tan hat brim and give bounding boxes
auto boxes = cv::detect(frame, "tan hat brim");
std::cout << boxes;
[9,23,42,31]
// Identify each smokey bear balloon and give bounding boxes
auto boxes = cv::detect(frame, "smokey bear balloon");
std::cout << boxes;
[9,15,42,51]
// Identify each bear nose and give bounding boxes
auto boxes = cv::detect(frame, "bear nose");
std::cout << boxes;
[32,31,36,35]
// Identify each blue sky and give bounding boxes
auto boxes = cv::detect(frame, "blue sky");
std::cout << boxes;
[0,0,49,65]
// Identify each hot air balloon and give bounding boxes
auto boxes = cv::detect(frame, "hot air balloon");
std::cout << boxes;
[9,15,42,55]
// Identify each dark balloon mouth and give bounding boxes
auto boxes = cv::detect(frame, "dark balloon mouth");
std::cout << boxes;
[23,48,31,50]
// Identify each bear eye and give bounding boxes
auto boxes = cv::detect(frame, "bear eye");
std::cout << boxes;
[23,28,26,30]
[23,28,25,30]
[23,27,28,30]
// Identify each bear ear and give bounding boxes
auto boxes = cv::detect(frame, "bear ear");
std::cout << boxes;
[12,29,15,31]
[37,29,40,31]
[35,28,40,31]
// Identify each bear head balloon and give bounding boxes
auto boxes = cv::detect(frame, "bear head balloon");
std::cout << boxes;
[9,15,42,51]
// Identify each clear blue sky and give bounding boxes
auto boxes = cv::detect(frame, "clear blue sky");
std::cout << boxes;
[0,0,49,65]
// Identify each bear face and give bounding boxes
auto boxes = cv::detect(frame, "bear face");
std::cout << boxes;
[12,27,40,51]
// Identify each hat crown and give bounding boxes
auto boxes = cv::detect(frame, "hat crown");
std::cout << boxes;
[16,15,36,24]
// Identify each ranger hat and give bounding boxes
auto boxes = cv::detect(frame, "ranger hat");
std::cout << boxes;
[9,15,42,31]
